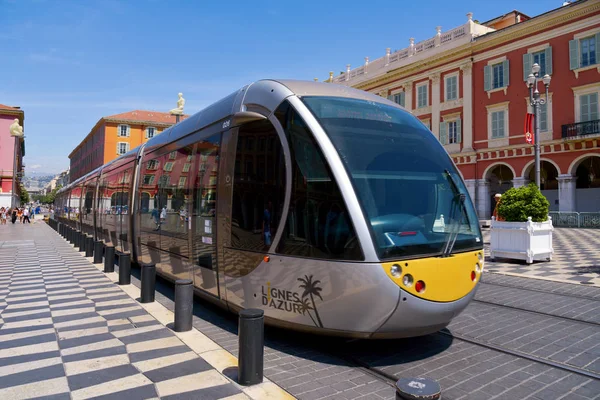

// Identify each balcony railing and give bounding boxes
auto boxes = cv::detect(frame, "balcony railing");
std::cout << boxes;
[561,119,600,138]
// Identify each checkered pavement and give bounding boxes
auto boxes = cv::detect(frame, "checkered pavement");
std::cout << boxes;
[0,226,248,400]
[483,227,600,287]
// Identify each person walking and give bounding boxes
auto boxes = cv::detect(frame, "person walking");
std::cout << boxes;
[11,208,17,224]
[492,193,505,222]
[0,207,7,225]
[22,207,31,224]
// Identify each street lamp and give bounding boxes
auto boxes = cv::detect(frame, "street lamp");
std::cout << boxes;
[526,63,551,189]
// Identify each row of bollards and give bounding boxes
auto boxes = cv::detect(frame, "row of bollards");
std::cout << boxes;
[52,220,267,387]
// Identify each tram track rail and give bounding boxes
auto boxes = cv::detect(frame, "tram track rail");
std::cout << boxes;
[471,298,600,328]
[437,329,600,381]
[480,278,600,302]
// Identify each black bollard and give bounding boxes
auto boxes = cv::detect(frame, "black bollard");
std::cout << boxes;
[140,263,156,303]
[73,230,80,248]
[93,241,103,264]
[174,279,193,332]
[118,253,131,285]
[238,309,264,386]
[79,233,86,252]
[85,236,94,258]
[104,245,115,273]
[395,377,441,400]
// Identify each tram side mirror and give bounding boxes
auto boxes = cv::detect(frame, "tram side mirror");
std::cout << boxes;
[231,111,267,127]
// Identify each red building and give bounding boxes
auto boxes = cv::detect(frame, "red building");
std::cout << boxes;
[330,0,600,219]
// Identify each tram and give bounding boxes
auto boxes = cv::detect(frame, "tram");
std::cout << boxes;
[55,80,484,338]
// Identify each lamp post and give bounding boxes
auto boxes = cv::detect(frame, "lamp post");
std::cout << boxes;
[526,63,551,189]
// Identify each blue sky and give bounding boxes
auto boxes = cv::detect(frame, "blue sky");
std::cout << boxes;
[1,0,559,176]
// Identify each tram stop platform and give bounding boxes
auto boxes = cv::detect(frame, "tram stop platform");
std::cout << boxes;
[0,223,293,400]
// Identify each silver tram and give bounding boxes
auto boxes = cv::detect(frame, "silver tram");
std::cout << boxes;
[55,80,484,338]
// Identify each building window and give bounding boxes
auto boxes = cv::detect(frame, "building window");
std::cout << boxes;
[146,127,156,139]
[117,142,129,155]
[484,60,509,91]
[570,34,599,71]
[417,84,428,108]
[492,63,504,89]
[532,51,547,77]
[580,93,599,122]
[491,111,505,138]
[163,162,174,172]
[143,174,155,185]
[523,47,553,80]
[580,37,597,67]
[118,125,130,137]
[440,119,461,145]
[540,103,548,131]
[445,75,458,101]
[178,176,186,188]
[183,163,191,173]
[388,92,405,107]
[147,159,159,170]
[169,151,177,160]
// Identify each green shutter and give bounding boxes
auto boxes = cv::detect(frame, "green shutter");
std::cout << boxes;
[400,92,405,107]
[387,95,393,101]
[591,93,599,121]
[545,46,553,76]
[484,65,491,91]
[503,59,510,86]
[596,33,600,62]
[581,94,590,122]
[456,119,462,144]
[523,53,532,81]
[440,122,448,145]
[569,39,580,70]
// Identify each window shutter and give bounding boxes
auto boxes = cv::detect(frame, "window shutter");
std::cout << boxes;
[523,53,532,81]
[502,59,510,87]
[596,33,600,62]
[591,93,599,121]
[456,119,462,144]
[545,46,553,76]
[387,95,393,101]
[569,39,580,70]
[127,125,131,137]
[440,122,448,145]
[116,143,120,155]
[484,65,491,91]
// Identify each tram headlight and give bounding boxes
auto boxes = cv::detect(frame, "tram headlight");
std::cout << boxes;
[390,264,402,277]
[403,274,413,287]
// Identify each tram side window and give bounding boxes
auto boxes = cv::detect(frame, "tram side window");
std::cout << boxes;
[231,120,286,252]
[274,101,363,261]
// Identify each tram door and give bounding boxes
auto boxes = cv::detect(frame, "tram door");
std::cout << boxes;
[222,118,287,308]
[191,134,222,297]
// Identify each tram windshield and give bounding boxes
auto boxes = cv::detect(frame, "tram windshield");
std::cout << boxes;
[302,96,482,260]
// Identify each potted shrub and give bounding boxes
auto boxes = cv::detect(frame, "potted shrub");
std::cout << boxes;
[490,183,553,264]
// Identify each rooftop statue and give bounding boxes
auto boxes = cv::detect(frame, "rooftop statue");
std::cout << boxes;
[9,119,24,138]
[169,93,185,115]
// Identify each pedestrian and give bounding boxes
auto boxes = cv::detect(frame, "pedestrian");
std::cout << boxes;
[0,207,6,225]
[22,207,31,224]
[17,207,23,223]
[160,206,167,228]
[492,194,505,222]
[11,208,17,224]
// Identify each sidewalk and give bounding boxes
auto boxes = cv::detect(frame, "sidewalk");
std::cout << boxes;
[0,223,293,400]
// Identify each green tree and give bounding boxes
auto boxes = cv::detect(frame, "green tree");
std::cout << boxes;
[497,183,549,222]
[19,184,30,205]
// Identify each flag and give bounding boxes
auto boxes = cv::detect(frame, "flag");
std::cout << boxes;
[524,106,534,145]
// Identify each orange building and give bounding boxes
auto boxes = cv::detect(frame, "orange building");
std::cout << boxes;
[69,110,188,181]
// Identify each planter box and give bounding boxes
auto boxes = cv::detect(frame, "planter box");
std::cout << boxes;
[490,217,554,264]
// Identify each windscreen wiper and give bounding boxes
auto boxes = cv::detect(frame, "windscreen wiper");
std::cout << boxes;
[442,169,469,257]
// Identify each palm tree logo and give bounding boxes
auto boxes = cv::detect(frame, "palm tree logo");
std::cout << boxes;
[297,275,324,328]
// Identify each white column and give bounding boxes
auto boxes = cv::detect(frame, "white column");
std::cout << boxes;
[403,81,413,112]
[476,179,491,219]
[431,73,441,140]
[557,174,577,212]
[512,177,530,188]
[464,179,477,205]
[460,62,473,152]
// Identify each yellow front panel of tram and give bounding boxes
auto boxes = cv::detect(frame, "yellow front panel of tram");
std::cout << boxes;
[381,250,483,302]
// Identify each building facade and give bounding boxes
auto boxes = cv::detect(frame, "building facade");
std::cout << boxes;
[329,0,600,219]
[0,104,25,208]
[69,110,187,181]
